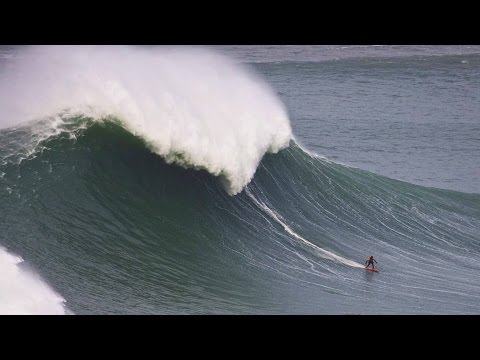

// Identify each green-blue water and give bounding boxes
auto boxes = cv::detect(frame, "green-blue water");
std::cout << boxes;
[1,45,480,314]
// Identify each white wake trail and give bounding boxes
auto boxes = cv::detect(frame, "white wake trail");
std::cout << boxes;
[246,188,363,268]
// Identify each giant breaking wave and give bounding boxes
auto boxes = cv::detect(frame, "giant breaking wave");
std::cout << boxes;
[0,45,292,195]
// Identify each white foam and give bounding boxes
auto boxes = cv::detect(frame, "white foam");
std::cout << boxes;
[0,46,292,195]
[0,246,67,315]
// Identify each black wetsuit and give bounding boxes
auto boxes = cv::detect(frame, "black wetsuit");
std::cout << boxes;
[366,258,377,268]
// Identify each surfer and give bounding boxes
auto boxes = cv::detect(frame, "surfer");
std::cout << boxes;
[365,256,377,269]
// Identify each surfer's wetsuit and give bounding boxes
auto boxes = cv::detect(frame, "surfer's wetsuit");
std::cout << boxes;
[365,256,377,269]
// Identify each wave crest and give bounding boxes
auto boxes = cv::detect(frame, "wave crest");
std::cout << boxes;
[0,46,292,194]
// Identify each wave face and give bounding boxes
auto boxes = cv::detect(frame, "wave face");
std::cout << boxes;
[0,46,292,195]
[1,118,480,314]
[1,46,480,314]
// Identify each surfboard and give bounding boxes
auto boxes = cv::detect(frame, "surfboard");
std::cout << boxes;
[365,267,379,273]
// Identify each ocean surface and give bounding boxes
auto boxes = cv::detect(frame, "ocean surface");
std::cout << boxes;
[0,45,479,314]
